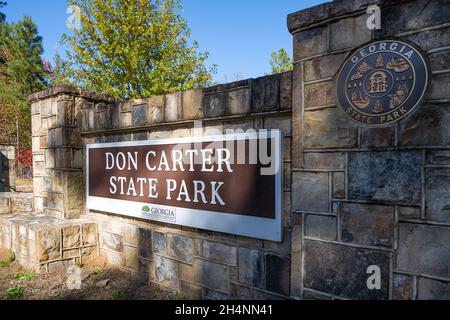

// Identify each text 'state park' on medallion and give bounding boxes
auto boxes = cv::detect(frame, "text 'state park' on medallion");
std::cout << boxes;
[336,39,430,127]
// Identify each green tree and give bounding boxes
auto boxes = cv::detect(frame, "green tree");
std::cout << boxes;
[0,14,48,148]
[57,0,216,99]
[0,1,6,23]
[267,48,293,75]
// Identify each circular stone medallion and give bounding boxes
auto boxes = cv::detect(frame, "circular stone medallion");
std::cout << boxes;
[336,39,430,127]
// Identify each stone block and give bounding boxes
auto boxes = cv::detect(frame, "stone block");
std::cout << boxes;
[124,245,138,271]
[398,206,421,220]
[305,214,337,241]
[329,14,371,51]
[252,74,280,112]
[292,172,329,212]
[304,240,390,299]
[224,120,254,134]
[399,104,449,146]
[179,280,202,299]
[45,192,64,212]
[196,258,229,293]
[101,232,123,253]
[404,26,450,52]
[165,92,181,122]
[393,274,414,300]
[152,231,165,254]
[82,223,97,246]
[348,151,422,204]
[280,71,292,110]
[138,228,152,259]
[426,168,450,223]
[427,150,450,165]
[376,0,450,37]
[203,92,226,118]
[202,240,237,266]
[304,81,335,109]
[293,26,328,61]
[132,104,147,126]
[264,116,291,137]
[427,74,450,101]
[182,89,203,120]
[62,226,81,248]
[230,283,252,300]
[265,254,290,296]
[429,51,450,72]
[252,290,285,300]
[227,88,251,115]
[123,224,138,246]
[341,203,395,248]
[31,114,41,136]
[138,258,150,285]
[64,171,85,219]
[153,255,178,289]
[263,230,291,254]
[361,127,396,149]
[304,53,347,82]
[167,234,193,264]
[147,95,165,124]
[203,288,229,300]
[417,278,450,300]
[303,152,345,170]
[397,223,450,278]
[37,228,61,262]
[178,262,195,283]
[238,248,264,288]
[0,197,10,214]
[119,111,132,128]
[304,108,358,149]
[333,172,345,198]
[10,195,33,213]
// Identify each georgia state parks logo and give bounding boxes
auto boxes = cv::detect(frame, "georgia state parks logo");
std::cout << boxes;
[336,39,430,126]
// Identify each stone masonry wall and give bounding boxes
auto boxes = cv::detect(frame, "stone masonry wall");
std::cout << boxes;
[288,0,450,300]
[0,144,15,192]
[28,73,294,299]
[25,0,450,300]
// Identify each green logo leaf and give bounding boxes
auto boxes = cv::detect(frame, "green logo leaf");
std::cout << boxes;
[142,206,150,213]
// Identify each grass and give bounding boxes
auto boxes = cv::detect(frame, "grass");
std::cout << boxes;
[93,267,104,275]
[167,291,179,300]
[15,272,36,280]
[4,286,24,299]
[107,291,127,300]
[0,250,15,268]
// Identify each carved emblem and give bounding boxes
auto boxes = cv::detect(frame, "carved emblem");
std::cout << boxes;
[336,39,430,126]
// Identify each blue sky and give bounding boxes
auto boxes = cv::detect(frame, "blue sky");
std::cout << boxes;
[3,0,328,83]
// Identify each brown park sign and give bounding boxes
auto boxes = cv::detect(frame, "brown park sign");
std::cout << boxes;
[86,131,283,241]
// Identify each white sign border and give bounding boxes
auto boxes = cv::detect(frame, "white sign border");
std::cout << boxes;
[86,130,283,242]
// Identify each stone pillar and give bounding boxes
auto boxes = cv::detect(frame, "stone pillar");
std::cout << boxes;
[29,86,85,219]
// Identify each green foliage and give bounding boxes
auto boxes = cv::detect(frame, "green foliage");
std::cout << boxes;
[107,290,127,300]
[266,48,293,75]
[167,291,179,300]
[0,2,6,23]
[4,285,23,299]
[55,0,216,99]
[15,272,35,280]
[442,204,450,211]
[0,249,15,268]
[0,9,48,147]
[93,267,104,275]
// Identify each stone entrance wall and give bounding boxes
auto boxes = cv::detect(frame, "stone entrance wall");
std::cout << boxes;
[0,144,16,192]
[288,0,450,299]
[24,0,450,300]
[28,74,294,299]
